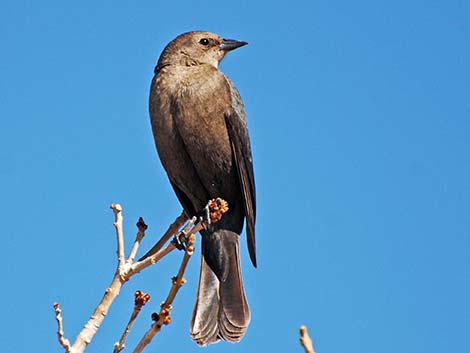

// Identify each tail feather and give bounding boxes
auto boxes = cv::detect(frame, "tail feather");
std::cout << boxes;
[190,256,221,345]
[190,230,250,346]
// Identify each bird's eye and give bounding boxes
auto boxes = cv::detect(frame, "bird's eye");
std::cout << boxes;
[199,38,209,46]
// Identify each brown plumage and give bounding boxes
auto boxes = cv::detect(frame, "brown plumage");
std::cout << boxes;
[148,31,256,346]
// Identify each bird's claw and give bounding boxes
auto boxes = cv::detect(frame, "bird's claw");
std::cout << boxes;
[208,198,229,223]
[198,206,212,229]
[171,230,188,251]
[172,198,229,249]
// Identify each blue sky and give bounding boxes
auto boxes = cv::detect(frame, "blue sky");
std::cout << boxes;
[1,1,469,352]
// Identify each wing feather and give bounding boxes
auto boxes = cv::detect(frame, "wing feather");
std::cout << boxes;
[224,93,257,266]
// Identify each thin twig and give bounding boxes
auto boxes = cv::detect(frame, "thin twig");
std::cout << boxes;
[113,291,151,353]
[129,215,196,276]
[164,220,200,306]
[130,241,176,276]
[53,200,226,353]
[61,204,150,353]
[300,325,316,353]
[132,226,198,353]
[53,303,72,353]
[127,218,148,264]
[112,204,126,271]
[138,211,187,261]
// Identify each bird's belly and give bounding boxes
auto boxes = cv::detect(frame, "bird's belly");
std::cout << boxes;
[153,112,239,213]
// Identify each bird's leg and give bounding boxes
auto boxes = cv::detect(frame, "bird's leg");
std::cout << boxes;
[198,202,212,228]
[171,199,229,250]
[171,231,186,251]
[196,197,231,230]
[208,198,229,224]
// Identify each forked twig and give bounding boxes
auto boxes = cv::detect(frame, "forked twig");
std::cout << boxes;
[138,211,187,261]
[52,199,228,353]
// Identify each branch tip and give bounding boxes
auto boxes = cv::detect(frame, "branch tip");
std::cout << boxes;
[110,203,122,212]
[113,290,151,353]
[136,217,148,231]
[134,290,151,307]
[299,325,315,353]
[208,198,229,223]
[53,302,72,352]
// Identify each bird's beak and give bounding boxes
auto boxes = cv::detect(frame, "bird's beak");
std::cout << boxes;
[219,39,248,52]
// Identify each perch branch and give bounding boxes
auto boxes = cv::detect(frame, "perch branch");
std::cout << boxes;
[300,325,316,353]
[129,215,197,276]
[138,211,187,260]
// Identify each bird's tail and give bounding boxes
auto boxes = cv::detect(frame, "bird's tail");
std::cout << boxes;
[190,230,250,346]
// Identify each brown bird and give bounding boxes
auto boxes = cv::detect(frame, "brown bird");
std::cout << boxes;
[148,31,256,345]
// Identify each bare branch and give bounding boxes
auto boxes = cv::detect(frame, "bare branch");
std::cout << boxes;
[164,229,197,306]
[73,275,122,351]
[53,199,227,353]
[127,218,148,264]
[54,205,148,353]
[113,291,151,353]
[130,240,176,276]
[67,204,134,352]
[129,215,197,276]
[111,203,126,271]
[53,303,72,353]
[138,211,187,260]
[300,325,316,353]
[132,229,197,353]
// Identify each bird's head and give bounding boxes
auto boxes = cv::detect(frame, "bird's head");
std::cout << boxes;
[157,31,247,69]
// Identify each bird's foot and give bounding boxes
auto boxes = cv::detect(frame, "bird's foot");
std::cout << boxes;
[171,216,198,251]
[200,198,229,227]
[171,229,188,250]
[172,199,229,250]
[199,204,212,228]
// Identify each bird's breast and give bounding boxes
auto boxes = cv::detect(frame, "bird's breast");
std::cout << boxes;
[151,66,238,198]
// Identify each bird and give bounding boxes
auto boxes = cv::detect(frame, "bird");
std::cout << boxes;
[148,31,256,346]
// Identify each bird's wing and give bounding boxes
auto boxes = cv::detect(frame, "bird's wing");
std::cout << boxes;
[169,179,197,217]
[224,82,257,267]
